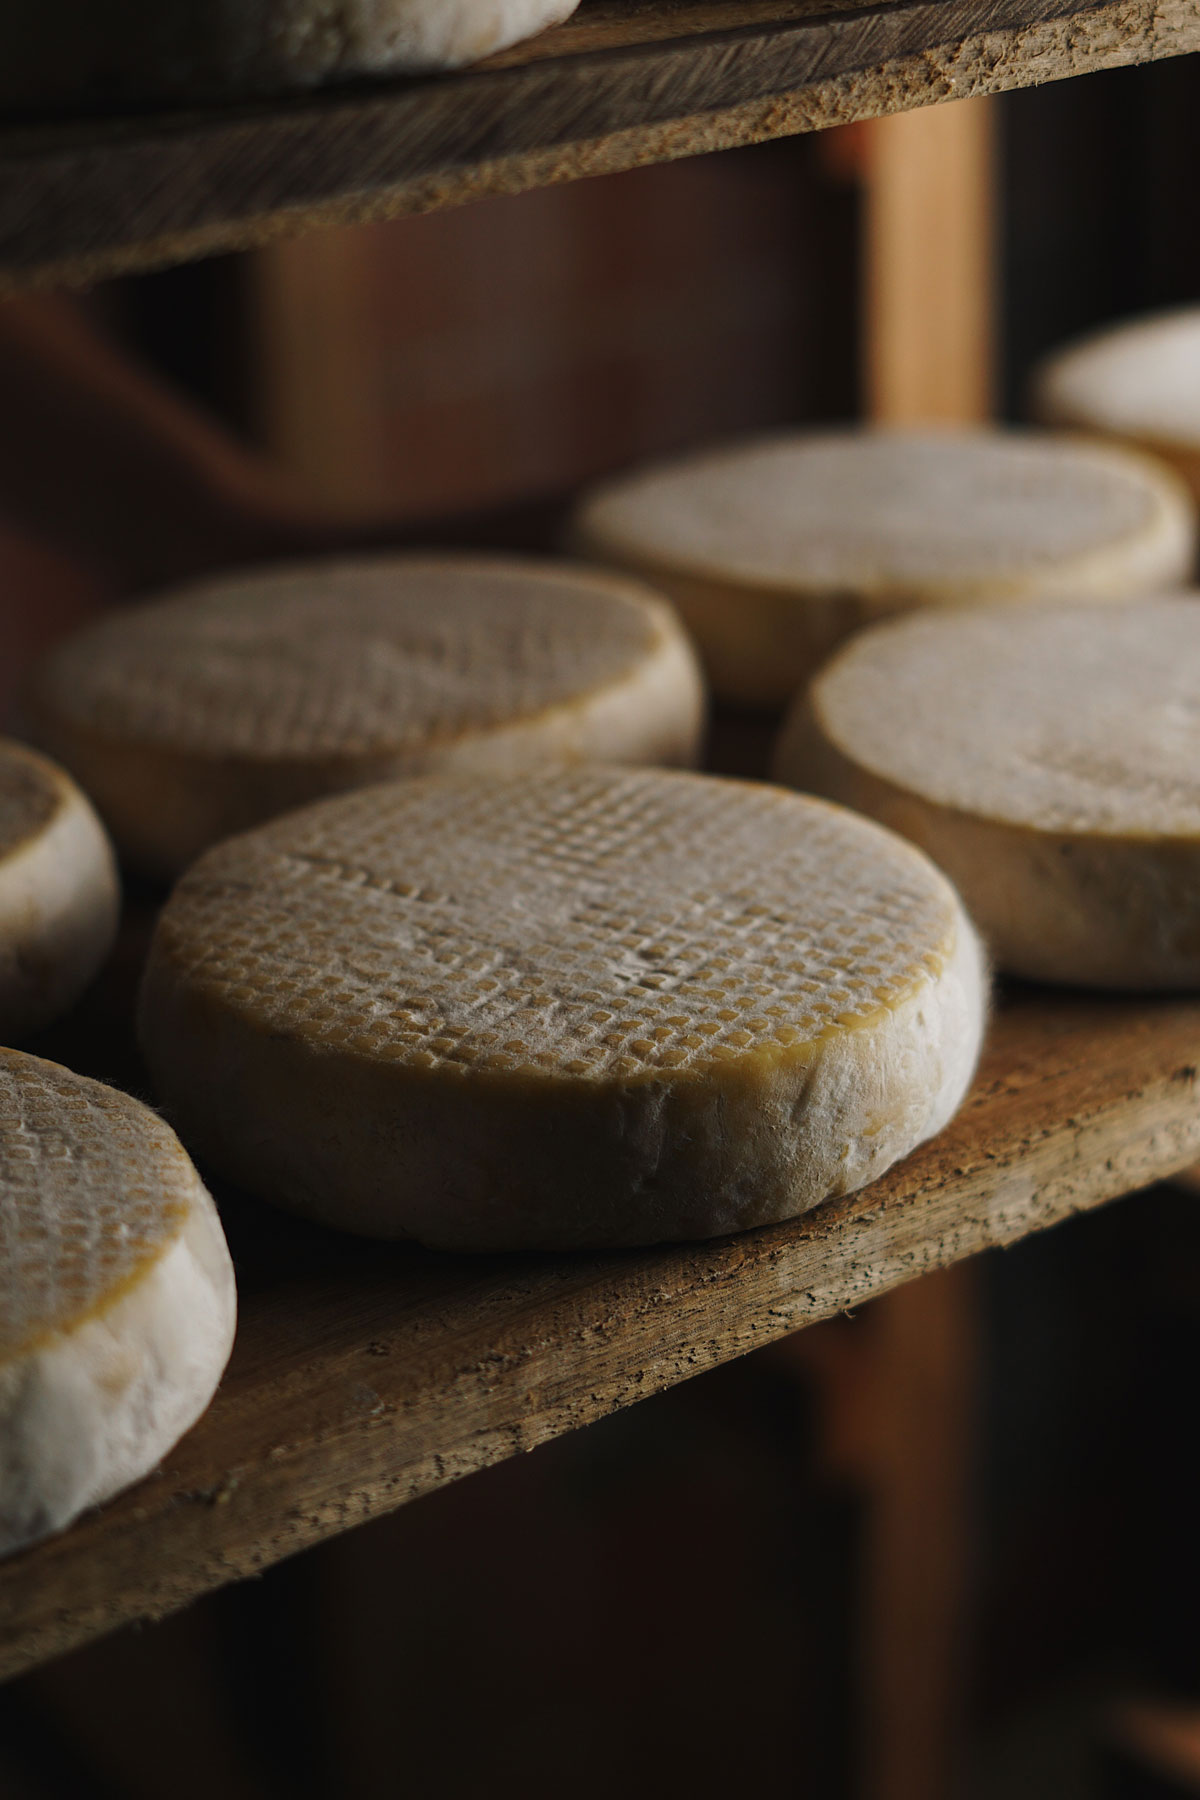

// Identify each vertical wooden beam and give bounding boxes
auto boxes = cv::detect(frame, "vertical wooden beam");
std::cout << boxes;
[865,98,997,425]
[858,93,998,1800]
[246,228,386,511]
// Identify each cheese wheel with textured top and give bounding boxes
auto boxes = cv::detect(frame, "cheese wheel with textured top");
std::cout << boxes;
[29,554,705,880]
[571,428,1196,705]
[0,739,120,1040]
[0,0,580,108]
[1033,308,1200,503]
[776,596,1200,988]
[139,766,987,1251]
[0,1049,235,1557]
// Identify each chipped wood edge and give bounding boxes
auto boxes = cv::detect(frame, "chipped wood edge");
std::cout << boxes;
[2,0,1198,293]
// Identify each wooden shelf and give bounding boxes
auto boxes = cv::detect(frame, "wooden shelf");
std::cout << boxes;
[3,985,1200,1679]
[3,0,1200,292]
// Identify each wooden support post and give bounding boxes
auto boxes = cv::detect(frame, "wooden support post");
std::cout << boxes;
[858,93,998,1800]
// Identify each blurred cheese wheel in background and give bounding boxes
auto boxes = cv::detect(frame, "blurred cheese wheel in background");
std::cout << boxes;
[0,739,119,1041]
[28,554,705,881]
[775,595,1200,989]
[1033,308,1200,503]
[571,428,1196,706]
[0,1048,235,1558]
[139,765,987,1252]
[0,0,581,108]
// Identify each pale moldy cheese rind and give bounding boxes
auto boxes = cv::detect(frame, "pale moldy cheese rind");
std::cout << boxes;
[0,0,580,108]
[1033,308,1200,503]
[570,428,1197,706]
[29,554,705,881]
[138,766,987,1252]
[0,1049,235,1557]
[0,739,120,1041]
[775,596,1200,989]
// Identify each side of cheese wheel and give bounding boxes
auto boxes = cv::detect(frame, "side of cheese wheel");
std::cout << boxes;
[0,739,120,1040]
[138,767,987,1252]
[0,0,579,107]
[28,554,705,881]
[1033,308,1200,502]
[0,1049,236,1557]
[775,597,1200,988]
[571,428,1196,706]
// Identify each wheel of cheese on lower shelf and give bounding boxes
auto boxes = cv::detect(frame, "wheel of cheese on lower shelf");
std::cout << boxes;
[28,554,705,880]
[1033,308,1200,503]
[0,0,580,107]
[138,765,987,1252]
[0,739,120,1041]
[775,596,1200,989]
[0,1049,236,1558]
[570,428,1196,706]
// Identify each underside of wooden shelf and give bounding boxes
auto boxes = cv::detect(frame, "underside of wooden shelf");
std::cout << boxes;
[3,986,1200,1681]
[3,0,1200,292]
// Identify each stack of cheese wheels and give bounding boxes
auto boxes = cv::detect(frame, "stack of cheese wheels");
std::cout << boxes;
[775,596,1200,989]
[0,0,580,107]
[0,739,120,1041]
[139,765,987,1251]
[0,1048,235,1556]
[28,554,705,881]
[571,428,1196,706]
[1033,308,1200,503]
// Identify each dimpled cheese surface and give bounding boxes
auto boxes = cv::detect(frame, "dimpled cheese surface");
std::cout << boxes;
[30,554,704,879]
[139,766,987,1251]
[0,1049,235,1556]
[571,428,1196,704]
[0,739,120,1041]
[0,0,580,106]
[775,597,1200,988]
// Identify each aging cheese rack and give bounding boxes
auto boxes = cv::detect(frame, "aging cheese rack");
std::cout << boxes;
[3,0,1200,1706]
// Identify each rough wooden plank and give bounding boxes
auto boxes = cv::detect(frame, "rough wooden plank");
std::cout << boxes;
[2,991,1199,1680]
[3,0,1199,292]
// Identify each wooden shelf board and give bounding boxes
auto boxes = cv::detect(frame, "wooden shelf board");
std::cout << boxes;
[3,987,1200,1680]
[4,0,1200,291]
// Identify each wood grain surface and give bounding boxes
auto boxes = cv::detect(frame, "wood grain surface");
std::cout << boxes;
[3,0,1200,292]
[3,988,1200,1680]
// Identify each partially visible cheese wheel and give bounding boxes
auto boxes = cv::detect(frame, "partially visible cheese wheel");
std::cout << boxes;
[29,555,705,880]
[0,0,580,108]
[571,428,1196,705]
[0,1049,235,1557]
[0,739,120,1040]
[1033,308,1200,502]
[138,766,987,1252]
[776,596,1200,988]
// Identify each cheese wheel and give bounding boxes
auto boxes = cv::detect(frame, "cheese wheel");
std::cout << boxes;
[0,0,579,107]
[775,596,1200,988]
[571,428,1196,706]
[1033,308,1200,503]
[29,555,705,881]
[0,1049,235,1557]
[0,739,120,1040]
[138,766,987,1251]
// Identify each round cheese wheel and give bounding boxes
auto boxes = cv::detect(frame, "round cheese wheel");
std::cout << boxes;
[29,554,705,881]
[0,0,579,107]
[1033,308,1200,502]
[571,428,1196,706]
[139,766,987,1251]
[0,738,120,1041]
[0,1048,236,1557]
[775,596,1200,988]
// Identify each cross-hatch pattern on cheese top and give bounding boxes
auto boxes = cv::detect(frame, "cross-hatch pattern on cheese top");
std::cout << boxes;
[0,1053,188,1360]
[154,766,957,1085]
